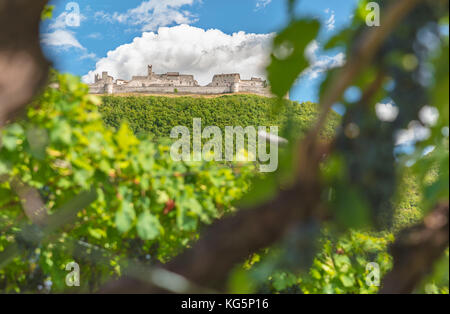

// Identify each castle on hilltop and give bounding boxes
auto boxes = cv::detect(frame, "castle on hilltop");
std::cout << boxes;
[88,65,275,97]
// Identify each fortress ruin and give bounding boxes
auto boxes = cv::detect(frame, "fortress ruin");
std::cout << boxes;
[88,65,275,97]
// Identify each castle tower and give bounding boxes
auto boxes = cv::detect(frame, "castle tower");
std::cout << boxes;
[148,65,153,78]
[231,82,240,93]
[105,83,114,95]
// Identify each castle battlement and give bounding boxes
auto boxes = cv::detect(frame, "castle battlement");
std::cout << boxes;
[88,65,275,97]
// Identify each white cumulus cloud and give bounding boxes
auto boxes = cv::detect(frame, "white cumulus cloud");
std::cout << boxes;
[48,11,87,30]
[256,0,272,9]
[324,9,336,31]
[41,29,84,50]
[303,40,346,79]
[96,0,199,32]
[82,25,274,86]
[41,9,92,57]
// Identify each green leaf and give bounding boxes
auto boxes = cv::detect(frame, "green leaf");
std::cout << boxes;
[41,5,54,21]
[156,190,170,204]
[26,126,49,160]
[136,211,161,240]
[88,228,106,239]
[50,120,72,145]
[7,123,24,136]
[116,123,139,152]
[1,136,18,151]
[0,160,9,175]
[334,254,351,272]
[339,274,355,287]
[267,19,320,98]
[73,169,92,189]
[2,123,24,151]
[115,199,136,233]
[176,203,198,231]
[272,271,297,291]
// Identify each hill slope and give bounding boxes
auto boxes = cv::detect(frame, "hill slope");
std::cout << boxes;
[99,94,340,139]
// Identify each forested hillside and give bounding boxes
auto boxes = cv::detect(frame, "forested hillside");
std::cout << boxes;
[99,95,340,140]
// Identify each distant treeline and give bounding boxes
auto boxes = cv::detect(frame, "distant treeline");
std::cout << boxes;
[99,94,340,140]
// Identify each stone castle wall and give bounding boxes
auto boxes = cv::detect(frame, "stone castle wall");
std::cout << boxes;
[111,85,231,95]
[89,65,276,97]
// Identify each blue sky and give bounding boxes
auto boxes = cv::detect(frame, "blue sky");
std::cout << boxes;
[41,0,360,103]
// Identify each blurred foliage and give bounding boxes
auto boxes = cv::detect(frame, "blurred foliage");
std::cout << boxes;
[417,248,449,294]
[0,75,255,292]
[238,0,449,294]
[267,19,320,98]
[0,0,448,294]
[233,167,439,294]
[300,229,393,294]
[40,5,54,21]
